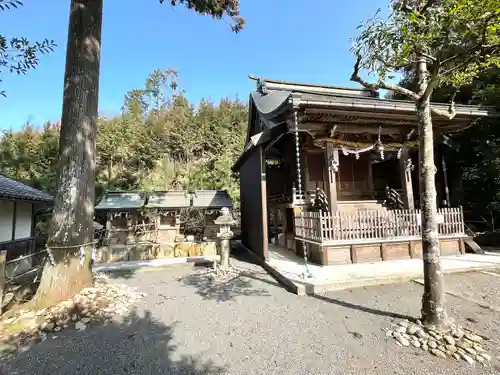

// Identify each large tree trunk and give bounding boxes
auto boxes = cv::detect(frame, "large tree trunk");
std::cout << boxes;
[33,0,103,307]
[415,59,448,329]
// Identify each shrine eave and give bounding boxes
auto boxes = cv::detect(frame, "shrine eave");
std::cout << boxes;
[249,74,498,122]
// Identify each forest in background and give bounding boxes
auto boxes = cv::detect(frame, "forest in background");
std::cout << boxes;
[1,66,500,216]
[0,69,248,203]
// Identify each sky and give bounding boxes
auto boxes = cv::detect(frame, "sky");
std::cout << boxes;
[0,0,390,130]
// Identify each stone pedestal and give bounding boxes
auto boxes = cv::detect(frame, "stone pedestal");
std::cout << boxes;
[218,233,232,269]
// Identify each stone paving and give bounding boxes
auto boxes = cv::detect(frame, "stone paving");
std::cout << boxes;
[0,248,499,375]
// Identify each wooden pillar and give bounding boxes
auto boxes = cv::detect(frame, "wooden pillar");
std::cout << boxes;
[399,147,415,209]
[367,156,374,198]
[105,213,112,242]
[324,144,338,212]
[11,201,17,240]
[0,250,6,315]
[154,212,161,243]
[273,209,279,244]
[303,152,311,196]
[282,206,289,248]
[441,155,451,208]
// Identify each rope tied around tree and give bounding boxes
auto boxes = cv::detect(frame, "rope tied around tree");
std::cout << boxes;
[45,240,98,266]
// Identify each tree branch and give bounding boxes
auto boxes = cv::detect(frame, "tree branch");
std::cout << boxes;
[430,88,458,120]
[421,58,440,100]
[351,55,457,120]
[440,13,499,67]
[350,55,420,101]
[401,0,436,15]
[401,0,414,12]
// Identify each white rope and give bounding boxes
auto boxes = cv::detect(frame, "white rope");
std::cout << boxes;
[45,240,98,266]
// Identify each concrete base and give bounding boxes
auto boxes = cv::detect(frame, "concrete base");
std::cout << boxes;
[265,244,500,295]
[92,255,219,273]
[234,242,303,295]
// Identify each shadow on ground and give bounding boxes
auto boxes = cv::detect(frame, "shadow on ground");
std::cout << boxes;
[178,264,274,302]
[99,240,251,281]
[0,308,226,375]
[313,293,415,321]
[177,244,276,302]
[98,242,279,303]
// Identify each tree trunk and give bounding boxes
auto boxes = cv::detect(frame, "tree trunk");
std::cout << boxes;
[33,0,103,307]
[415,59,448,329]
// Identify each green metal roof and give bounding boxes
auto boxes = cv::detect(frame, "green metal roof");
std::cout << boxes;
[145,190,191,209]
[192,190,233,209]
[95,191,146,211]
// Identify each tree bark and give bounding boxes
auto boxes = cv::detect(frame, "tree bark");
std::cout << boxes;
[416,59,448,329]
[33,0,103,307]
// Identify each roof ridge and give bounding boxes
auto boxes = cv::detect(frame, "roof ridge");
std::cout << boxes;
[248,73,375,93]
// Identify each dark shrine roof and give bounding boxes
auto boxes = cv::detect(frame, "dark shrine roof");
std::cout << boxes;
[95,190,233,211]
[145,190,191,209]
[192,190,233,209]
[232,74,497,171]
[95,191,146,211]
[0,174,53,202]
[248,74,495,121]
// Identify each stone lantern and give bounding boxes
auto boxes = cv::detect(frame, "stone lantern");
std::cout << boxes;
[214,207,236,269]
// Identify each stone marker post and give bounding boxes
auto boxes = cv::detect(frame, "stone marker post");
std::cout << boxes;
[214,207,236,270]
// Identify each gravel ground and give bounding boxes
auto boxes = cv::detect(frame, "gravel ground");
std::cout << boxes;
[1,248,499,375]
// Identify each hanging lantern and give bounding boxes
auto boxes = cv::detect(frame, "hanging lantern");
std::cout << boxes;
[329,157,339,172]
[374,141,385,160]
[265,147,282,167]
[375,126,384,160]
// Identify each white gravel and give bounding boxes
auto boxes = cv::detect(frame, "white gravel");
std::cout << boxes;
[0,249,499,375]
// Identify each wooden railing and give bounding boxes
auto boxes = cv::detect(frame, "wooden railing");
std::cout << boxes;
[292,188,317,205]
[294,207,465,243]
[384,187,405,209]
[0,237,46,262]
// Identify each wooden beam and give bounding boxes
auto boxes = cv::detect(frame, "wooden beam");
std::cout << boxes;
[30,203,36,237]
[441,154,451,207]
[350,245,358,263]
[367,155,374,197]
[381,243,388,261]
[302,122,402,135]
[303,153,311,193]
[324,144,339,212]
[260,147,269,260]
[399,147,415,210]
[0,250,6,315]
[11,201,17,240]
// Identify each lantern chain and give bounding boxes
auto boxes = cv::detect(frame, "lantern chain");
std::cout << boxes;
[293,109,313,279]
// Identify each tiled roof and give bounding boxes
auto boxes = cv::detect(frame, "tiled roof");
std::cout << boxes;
[192,190,233,209]
[145,190,191,209]
[0,174,53,202]
[95,191,146,211]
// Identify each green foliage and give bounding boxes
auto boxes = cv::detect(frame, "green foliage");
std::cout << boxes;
[0,69,247,203]
[352,0,500,94]
[161,0,245,32]
[395,59,500,214]
[0,0,56,96]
